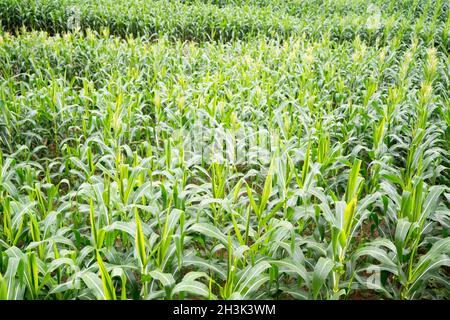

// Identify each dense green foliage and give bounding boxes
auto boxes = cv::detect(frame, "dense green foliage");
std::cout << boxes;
[0,0,448,47]
[0,0,449,300]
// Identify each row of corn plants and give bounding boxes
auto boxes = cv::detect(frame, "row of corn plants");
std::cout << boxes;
[0,0,449,300]
[0,0,448,49]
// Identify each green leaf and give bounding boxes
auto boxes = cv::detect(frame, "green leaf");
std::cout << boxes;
[26,252,39,299]
[345,159,362,203]
[0,273,7,300]
[312,257,334,299]
[245,183,259,217]
[172,280,213,299]
[259,160,274,214]
[81,271,106,300]
[135,209,147,269]
[96,252,116,300]
[236,261,271,292]
[149,269,175,288]
[189,223,228,246]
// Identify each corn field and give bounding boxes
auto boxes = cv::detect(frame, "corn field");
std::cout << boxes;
[0,0,449,300]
